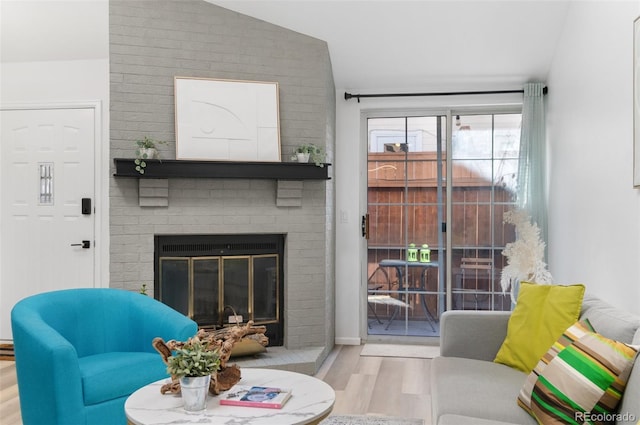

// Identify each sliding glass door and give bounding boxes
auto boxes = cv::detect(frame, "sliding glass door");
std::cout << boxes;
[365,110,521,338]
[366,115,446,337]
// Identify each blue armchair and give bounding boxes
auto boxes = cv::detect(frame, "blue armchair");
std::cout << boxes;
[11,288,198,425]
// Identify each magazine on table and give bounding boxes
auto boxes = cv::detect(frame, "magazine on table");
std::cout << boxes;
[219,385,293,409]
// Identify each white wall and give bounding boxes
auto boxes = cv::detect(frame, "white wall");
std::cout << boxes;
[0,0,108,103]
[1,0,110,287]
[1,59,108,102]
[547,1,640,315]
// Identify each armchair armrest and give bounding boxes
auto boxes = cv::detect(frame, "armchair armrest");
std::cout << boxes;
[12,308,86,425]
[439,310,511,361]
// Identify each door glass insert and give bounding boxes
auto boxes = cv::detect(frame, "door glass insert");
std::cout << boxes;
[38,162,54,205]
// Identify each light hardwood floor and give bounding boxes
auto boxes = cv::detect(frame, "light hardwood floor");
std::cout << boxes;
[0,345,431,424]
[317,345,432,422]
[0,360,22,425]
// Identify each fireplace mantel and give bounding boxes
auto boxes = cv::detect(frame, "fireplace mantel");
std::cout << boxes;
[113,158,329,207]
[113,158,331,180]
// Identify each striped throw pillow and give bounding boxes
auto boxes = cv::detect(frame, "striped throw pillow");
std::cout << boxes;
[518,320,639,425]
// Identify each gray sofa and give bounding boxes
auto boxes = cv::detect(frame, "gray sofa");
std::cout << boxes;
[431,294,640,425]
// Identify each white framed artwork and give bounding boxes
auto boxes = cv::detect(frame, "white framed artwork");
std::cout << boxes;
[174,77,281,162]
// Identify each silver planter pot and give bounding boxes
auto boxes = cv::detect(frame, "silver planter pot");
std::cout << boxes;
[180,375,211,412]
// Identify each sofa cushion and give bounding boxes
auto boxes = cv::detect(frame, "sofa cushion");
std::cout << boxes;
[79,352,168,405]
[518,320,638,424]
[439,414,525,425]
[580,294,640,344]
[617,327,640,423]
[518,320,595,412]
[432,356,535,425]
[494,282,585,373]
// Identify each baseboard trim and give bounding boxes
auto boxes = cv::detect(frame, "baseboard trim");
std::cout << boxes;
[335,337,361,346]
[0,343,14,361]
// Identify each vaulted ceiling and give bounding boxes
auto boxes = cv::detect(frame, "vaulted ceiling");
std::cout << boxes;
[1,0,572,94]
[208,1,571,92]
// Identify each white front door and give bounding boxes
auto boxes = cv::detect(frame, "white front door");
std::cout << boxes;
[0,108,96,341]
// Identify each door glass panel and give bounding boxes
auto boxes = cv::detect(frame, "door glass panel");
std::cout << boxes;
[451,113,520,312]
[367,115,445,337]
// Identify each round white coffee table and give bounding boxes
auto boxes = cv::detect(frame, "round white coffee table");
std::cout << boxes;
[125,368,335,425]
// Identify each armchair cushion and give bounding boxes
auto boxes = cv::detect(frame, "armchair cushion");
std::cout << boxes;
[79,352,167,405]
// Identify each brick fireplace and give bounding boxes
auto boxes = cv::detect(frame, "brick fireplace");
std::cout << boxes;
[109,0,336,373]
[110,174,334,357]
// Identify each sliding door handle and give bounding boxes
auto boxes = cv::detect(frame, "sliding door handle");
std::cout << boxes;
[361,214,370,239]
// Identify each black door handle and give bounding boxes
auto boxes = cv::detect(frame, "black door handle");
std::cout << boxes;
[71,240,91,249]
[361,214,370,239]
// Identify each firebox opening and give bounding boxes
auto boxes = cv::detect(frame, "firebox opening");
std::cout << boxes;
[154,234,285,346]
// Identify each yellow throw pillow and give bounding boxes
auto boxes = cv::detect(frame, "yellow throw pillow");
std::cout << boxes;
[494,282,585,373]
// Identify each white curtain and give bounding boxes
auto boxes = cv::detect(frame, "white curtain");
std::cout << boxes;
[517,82,547,250]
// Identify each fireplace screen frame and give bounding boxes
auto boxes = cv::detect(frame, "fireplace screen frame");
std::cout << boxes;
[157,254,280,327]
[154,234,285,346]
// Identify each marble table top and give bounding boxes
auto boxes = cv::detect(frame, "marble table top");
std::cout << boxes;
[125,368,336,425]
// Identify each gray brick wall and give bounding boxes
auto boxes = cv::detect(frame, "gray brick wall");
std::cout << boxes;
[109,0,335,352]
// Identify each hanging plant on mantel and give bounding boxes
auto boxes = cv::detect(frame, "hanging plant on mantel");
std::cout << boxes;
[500,209,552,304]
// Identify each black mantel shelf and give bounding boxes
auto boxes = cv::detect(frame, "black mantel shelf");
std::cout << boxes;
[113,158,331,180]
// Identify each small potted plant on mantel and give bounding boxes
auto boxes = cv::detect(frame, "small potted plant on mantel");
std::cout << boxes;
[166,337,221,411]
[291,143,326,167]
[134,136,166,175]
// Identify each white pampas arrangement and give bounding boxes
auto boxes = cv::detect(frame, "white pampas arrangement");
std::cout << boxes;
[500,209,552,304]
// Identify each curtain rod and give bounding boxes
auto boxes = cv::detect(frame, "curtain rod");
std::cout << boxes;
[344,87,548,102]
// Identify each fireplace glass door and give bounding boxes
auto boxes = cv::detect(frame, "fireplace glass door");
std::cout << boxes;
[159,254,279,329]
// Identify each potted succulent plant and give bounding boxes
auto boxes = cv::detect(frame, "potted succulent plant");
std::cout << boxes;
[166,337,221,411]
[291,143,325,167]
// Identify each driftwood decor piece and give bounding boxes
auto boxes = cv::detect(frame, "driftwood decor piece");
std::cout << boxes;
[153,321,268,395]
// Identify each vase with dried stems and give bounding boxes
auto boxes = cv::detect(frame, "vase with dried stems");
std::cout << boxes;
[500,208,552,304]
